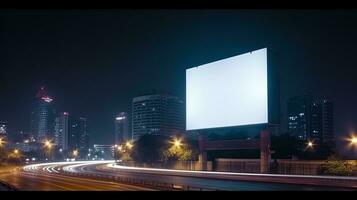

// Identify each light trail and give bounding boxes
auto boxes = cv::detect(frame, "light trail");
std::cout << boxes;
[107,164,357,181]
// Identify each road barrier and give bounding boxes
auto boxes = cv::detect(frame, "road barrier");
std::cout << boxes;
[0,180,17,191]
[70,170,216,191]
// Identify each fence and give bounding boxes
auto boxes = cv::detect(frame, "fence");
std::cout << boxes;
[121,161,212,171]
[214,159,261,173]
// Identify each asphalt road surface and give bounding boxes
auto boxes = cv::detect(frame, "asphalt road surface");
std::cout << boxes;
[0,162,154,191]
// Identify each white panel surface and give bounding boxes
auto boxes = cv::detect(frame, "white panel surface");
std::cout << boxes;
[186,48,268,130]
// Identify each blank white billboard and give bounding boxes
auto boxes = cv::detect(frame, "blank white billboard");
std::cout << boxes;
[186,48,268,130]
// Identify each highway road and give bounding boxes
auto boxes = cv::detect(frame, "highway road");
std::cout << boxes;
[1,161,356,191]
[0,161,154,191]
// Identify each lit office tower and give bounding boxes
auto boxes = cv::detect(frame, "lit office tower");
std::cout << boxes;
[132,94,185,140]
[54,112,69,150]
[287,96,334,146]
[114,112,129,144]
[30,87,56,142]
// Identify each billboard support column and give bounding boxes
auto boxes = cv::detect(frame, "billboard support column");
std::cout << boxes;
[198,134,207,171]
[260,130,271,174]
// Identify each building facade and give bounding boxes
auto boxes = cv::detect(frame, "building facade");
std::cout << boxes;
[287,95,334,146]
[30,87,56,142]
[54,112,69,150]
[132,94,185,140]
[114,112,130,144]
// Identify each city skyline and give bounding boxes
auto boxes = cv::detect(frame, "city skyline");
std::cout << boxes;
[1,10,357,147]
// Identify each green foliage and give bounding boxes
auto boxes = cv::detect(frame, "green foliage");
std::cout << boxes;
[163,144,198,161]
[131,134,171,164]
[320,155,353,176]
[130,134,199,164]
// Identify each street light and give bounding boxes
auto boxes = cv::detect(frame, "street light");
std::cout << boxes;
[0,137,5,147]
[73,149,78,157]
[43,139,54,161]
[308,141,313,147]
[173,138,182,148]
[14,149,19,154]
[125,141,133,149]
[44,139,53,149]
[306,141,314,149]
[350,136,357,145]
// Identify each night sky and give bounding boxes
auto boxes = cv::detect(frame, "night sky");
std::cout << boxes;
[1,10,357,152]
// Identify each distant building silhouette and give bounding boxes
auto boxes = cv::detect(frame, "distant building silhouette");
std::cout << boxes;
[287,95,334,147]
[132,94,185,140]
[54,112,69,150]
[69,117,89,156]
[114,112,130,144]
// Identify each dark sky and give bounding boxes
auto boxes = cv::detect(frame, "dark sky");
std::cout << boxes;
[1,10,357,153]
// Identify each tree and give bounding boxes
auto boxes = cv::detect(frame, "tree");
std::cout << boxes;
[131,134,171,164]
[163,142,198,161]
[320,155,353,176]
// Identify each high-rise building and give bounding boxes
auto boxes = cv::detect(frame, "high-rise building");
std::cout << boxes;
[114,112,129,144]
[287,95,312,141]
[54,112,69,150]
[132,94,185,140]
[78,117,89,153]
[322,100,334,147]
[287,95,334,146]
[30,87,56,142]
[0,121,7,138]
[69,117,89,154]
